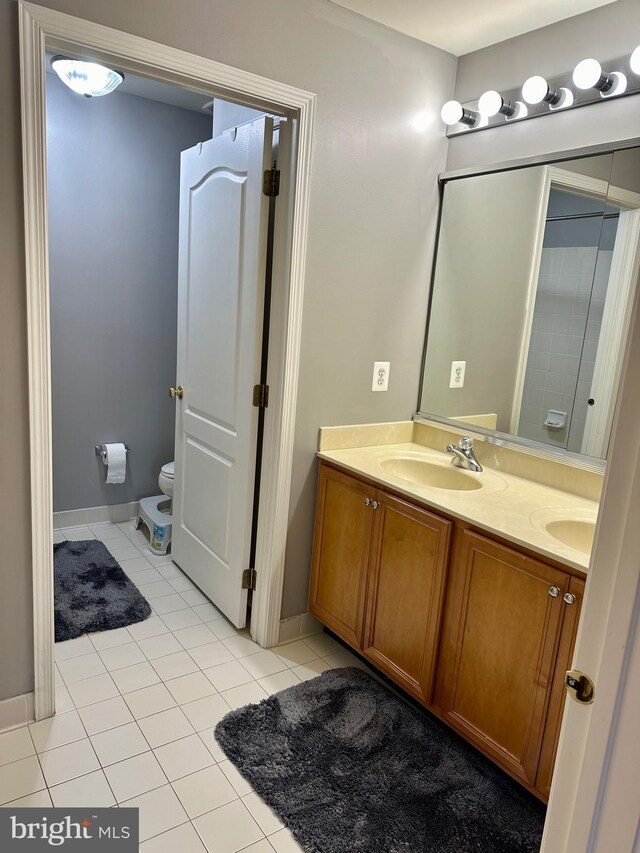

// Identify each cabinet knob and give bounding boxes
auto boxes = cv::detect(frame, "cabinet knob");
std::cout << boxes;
[364,498,371,506]
[371,501,380,510]
[548,585,561,598]
[563,592,576,605]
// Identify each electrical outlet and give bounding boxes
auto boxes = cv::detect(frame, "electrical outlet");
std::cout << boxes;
[372,361,390,392]
[450,361,466,389]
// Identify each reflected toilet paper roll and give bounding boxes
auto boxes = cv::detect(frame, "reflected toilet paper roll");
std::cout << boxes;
[101,443,127,484]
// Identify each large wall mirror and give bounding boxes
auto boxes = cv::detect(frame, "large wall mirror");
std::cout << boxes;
[419,147,640,461]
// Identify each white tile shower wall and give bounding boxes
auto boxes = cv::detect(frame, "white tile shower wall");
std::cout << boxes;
[518,247,610,450]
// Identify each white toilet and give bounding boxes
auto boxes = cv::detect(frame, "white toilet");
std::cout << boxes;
[158,461,175,498]
[136,461,175,555]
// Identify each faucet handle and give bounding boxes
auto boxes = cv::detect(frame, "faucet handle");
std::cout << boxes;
[459,435,474,450]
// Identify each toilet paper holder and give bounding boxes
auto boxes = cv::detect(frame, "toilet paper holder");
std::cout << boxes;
[95,444,129,458]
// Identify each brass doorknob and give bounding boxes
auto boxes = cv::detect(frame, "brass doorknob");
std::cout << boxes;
[565,669,595,704]
[169,386,184,399]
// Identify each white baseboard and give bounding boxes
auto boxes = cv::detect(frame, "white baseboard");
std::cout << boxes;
[53,501,140,529]
[0,692,35,732]
[278,611,323,645]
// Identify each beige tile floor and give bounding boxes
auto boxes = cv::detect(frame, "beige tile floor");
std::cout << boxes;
[0,519,369,851]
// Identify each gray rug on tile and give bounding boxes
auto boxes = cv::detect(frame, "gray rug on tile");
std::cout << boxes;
[54,539,151,642]
[215,667,546,853]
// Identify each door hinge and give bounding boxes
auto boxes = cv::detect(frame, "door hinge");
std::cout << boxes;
[242,568,257,591]
[253,383,269,408]
[263,166,280,197]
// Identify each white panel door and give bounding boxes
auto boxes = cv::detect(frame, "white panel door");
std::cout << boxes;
[172,118,273,628]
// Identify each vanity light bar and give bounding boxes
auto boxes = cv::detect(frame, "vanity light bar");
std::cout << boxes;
[442,47,640,136]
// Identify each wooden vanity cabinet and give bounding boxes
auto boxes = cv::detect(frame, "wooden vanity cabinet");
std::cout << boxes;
[310,463,452,703]
[309,465,373,647]
[309,460,584,800]
[436,530,571,787]
[535,575,585,797]
[362,491,452,705]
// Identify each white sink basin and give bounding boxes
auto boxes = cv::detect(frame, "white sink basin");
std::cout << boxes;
[545,519,595,554]
[380,457,483,491]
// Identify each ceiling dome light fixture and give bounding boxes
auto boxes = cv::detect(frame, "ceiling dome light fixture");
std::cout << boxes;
[522,75,562,106]
[631,45,640,75]
[51,56,124,98]
[440,100,479,128]
[478,90,516,118]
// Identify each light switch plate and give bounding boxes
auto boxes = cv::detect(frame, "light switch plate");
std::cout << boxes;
[372,361,390,392]
[450,361,466,389]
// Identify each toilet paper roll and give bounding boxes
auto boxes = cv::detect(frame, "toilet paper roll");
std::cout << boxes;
[102,443,127,484]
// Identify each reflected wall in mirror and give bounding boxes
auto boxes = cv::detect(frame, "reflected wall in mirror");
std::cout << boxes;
[419,147,640,460]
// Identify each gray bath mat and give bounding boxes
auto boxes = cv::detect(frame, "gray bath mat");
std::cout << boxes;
[54,539,151,642]
[215,667,546,853]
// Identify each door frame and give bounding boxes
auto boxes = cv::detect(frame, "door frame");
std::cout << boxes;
[541,248,640,852]
[18,0,316,720]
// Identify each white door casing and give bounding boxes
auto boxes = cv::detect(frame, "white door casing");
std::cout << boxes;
[172,119,273,628]
[541,263,640,853]
[581,208,640,458]
[19,0,315,720]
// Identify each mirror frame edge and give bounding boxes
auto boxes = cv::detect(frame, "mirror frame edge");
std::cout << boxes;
[417,135,640,472]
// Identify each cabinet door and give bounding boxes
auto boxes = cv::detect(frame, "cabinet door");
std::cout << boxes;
[362,492,452,705]
[439,530,568,786]
[309,464,374,648]
[536,575,585,798]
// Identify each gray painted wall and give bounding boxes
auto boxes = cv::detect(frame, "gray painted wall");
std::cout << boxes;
[0,0,455,700]
[3,0,639,703]
[47,79,211,512]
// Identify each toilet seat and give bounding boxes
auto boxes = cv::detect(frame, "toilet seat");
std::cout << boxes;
[160,461,174,479]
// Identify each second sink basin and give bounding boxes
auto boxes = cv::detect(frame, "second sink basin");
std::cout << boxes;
[545,519,595,554]
[380,457,483,491]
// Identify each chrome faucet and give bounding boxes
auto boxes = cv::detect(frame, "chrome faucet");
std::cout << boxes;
[446,436,483,472]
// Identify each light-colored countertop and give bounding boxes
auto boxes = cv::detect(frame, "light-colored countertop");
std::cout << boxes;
[318,442,598,574]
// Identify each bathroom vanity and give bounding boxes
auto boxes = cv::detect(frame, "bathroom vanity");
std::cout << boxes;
[309,422,599,802]
[307,143,639,803]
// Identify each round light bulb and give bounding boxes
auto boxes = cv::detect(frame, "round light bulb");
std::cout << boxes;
[478,90,504,117]
[440,100,464,125]
[573,58,603,89]
[630,45,640,76]
[522,75,550,105]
